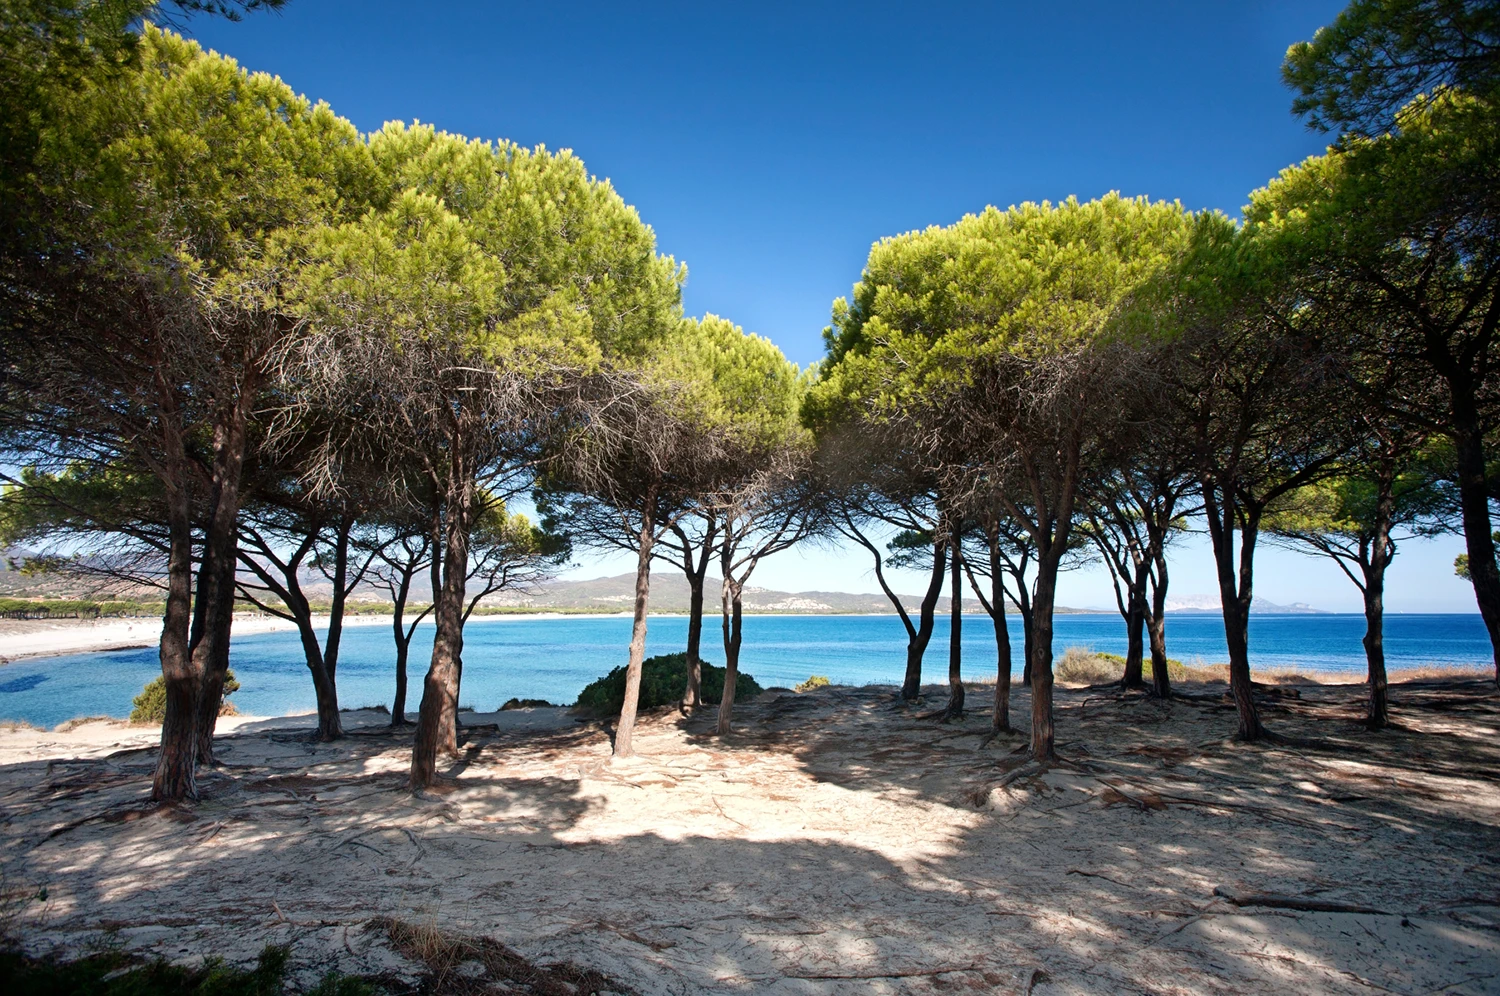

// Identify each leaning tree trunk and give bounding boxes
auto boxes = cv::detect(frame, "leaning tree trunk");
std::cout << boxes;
[292,615,342,741]
[614,493,656,758]
[410,481,472,791]
[152,466,200,803]
[1453,416,1500,684]
[943,534,964,720]
[684,572,705,710]
[902,539,946,700]
[390,571,416,726]
[717,578,745,736]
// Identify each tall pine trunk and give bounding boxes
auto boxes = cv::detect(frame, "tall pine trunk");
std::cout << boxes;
[410,480,472,790]
[902,538,947,700]
[1122,579,1147,690]
[943,534,964,719]
[717,575,744,736]
[190,374,257,765]
[988,536,1012,732]
[685,573,705,710]
[1030,554,1060,761]
[1363,458,1396,730]
[1204,483,1264,740]
[152,462,200,803]
[1453,419,1500,684]
[614,492,656,758]
[1147,560,1172,699]
[390,570,416,726]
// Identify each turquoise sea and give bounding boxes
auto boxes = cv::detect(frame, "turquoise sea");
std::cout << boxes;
[0,612,1491,728]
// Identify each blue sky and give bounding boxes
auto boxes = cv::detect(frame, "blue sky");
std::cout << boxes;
[184,1,1477,613]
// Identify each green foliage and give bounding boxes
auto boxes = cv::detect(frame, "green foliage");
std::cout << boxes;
[1095,651,1187,683]
[1283,0,1500,134]
[807,194,1194,435]
[574,653,761,715]
[0,597,162,619]
[0,942,376,995]
[130,669,239,724]
[794,675,831,692]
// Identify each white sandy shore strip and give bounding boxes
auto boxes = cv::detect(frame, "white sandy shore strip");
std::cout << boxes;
[0,612,627,664]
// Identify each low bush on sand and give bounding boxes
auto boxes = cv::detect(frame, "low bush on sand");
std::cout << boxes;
[794,675,831,692]
[500,698,555,710]
[575,653,761,715]
[130,670,239,725]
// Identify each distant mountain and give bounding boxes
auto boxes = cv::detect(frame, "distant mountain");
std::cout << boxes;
[1163,593,1327,614]
[481,572,1096,615]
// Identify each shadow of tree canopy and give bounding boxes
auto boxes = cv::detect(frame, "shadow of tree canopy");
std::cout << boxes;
[1,679,1497,994]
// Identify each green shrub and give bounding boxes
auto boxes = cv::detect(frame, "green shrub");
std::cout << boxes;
[1096,651,1188,682]
[794,675,831,692]
[574,653,762,715]
[129,670,240,725]
[500,698,555,710]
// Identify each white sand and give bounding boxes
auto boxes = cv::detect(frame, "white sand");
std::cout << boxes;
[0,614,398,664]
[1,679,1497,993]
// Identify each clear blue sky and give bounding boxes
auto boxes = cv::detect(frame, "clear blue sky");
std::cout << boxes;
[184,0,1477,613]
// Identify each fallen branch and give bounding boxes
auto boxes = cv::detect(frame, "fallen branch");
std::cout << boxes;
[1212,886,1388,915]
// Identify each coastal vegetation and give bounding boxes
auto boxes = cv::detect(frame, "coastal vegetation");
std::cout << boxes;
[0,0,1494,804]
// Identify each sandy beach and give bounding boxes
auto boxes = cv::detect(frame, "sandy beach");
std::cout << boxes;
[1,678,1496,993]
[0,615,402,665]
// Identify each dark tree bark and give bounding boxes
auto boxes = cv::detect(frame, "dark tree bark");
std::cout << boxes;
[1454,418,1500,683]
[943,529,964,720]
[1147,553,1173,700]
[190,372,257,765]
[1202,479,1265,741]
[151,426,200,803]
[1123,583,1147,690]
[903,538,947,701]
[716,573,744,737]
[961,527,1014,732]
[613,486,656,758]
[410,460,474,791]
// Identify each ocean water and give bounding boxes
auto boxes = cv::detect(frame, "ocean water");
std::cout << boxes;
[0,612,1491,729]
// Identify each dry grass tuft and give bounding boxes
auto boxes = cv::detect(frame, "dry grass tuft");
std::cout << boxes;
[1388,664,1494,682]
[0,719,42,733]
[1053,647,1120,684]
[374,915,629,995]
[52,716,119,733]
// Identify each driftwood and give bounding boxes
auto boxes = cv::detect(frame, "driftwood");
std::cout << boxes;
[1212,886,1388,915]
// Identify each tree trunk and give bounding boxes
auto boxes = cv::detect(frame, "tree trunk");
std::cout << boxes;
[152,470,199,803]
[614,495,655,758]
[1363,460,1396,730]
[944,533,964,720]
[988,538,1012,733]
[314,517,353,742]
[390,571,415,726]
[1019,591,1034,687]
[1148,550,1172,699]
[902,538,946,700]
[1122,580,1146,690]
[190,377,256,765]
[717,578,744,736]
[1030,554,1059,761]
[685,573,704,710]
[1204,484,1264,740]
[1453,421,1500,683]
[410,485,472,791]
